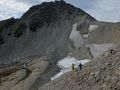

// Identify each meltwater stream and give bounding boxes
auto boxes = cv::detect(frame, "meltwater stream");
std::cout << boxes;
[51,57,90,80]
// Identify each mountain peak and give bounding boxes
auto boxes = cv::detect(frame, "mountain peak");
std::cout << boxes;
[21,0,95,31]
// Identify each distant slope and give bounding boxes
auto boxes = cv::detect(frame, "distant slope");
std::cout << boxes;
[88,22,120,44]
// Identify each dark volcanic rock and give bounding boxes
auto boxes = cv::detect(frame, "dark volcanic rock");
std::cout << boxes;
[22,1,92,32]
[0,17,18,33]
[13,22,27,38]
[0,18,18,44]
[0,1,94,63]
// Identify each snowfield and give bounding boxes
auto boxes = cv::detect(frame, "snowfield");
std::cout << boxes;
[69,23,85,47]
[82,34,89,39]
[51,57,90,80]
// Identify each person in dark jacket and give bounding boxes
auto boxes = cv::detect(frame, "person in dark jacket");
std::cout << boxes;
[78,63,82,70]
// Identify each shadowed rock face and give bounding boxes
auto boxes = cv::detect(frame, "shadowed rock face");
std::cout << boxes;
[21,1,95,32]
[0,18,18,33]
[0,1,95,63]
[0,18,18,45]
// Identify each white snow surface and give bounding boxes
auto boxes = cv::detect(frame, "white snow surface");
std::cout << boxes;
[89,25,99,32]
[69,23,85,47]
[51,57,90,80]
[86,44,115,57]
[82,34,89,39]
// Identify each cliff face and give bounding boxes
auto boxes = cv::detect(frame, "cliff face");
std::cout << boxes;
[0,1,95,63]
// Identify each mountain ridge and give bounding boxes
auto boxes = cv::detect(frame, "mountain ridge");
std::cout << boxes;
[0,0,95,63]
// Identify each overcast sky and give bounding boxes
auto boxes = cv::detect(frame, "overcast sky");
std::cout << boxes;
[0,0,120,22]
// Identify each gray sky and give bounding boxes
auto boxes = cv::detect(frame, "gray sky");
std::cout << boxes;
[0,0,120,22]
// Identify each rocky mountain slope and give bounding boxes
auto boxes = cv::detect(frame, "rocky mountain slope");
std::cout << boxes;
[0,1,119,63]
[0,1,120,90]
[40,46,120,90]
[88,22,120,44]
[0,1,95,63]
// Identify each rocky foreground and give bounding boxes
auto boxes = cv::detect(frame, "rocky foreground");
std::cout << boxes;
[1,45,120,90]
[0,56,59,90]
[39,46,120,90]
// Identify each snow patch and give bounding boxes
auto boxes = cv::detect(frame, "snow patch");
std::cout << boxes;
[86,44,115,57]
[69,23,84,47]
[82,34,89,39]
[89,25,99,32]
[51,57,90,80]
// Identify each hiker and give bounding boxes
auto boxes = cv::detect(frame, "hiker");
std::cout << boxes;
[74,67,78,81]
[71,64,78,80]
[78,63,82,70]
[72,64,75,71]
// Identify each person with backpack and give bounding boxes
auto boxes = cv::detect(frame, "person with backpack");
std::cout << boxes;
[78,63,82,70]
